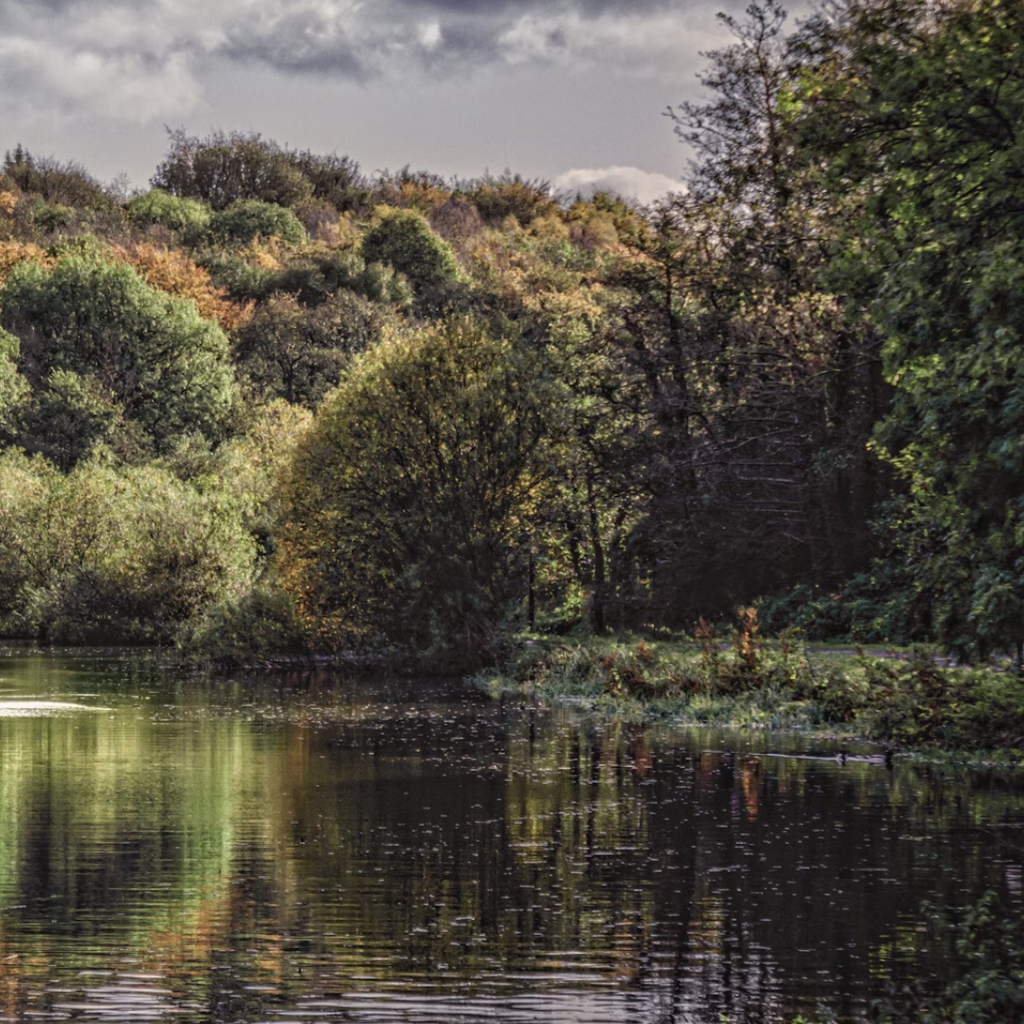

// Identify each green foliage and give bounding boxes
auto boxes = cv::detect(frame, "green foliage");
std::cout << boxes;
[360,207,461,305]
[491,628,1024,753]
[0,449,256,642]
[234,290,391,408]
[151,129,314,211]
[276,318,560,656]
[756,560,931,645]
[17,369,122,471]
[197,250,274,301]
[0,328,28,439]
[127,188,212,235]
[187,579,309,663]
[0,255,235,463]
[801,0,1024,658]
[209,199,308,246]
[266,249,412,309]
[930,891,1024,1024]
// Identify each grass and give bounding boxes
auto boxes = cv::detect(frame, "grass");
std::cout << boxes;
[474,621,1024,762]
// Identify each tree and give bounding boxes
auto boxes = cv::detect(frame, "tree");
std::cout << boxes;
[152,130,314,211]
[360,208,462,310]
[1,255,236,463]
[802,0,1024,657]
[604,0,889,621]
[3,145,114,210]
[209,199,307,246]
[275,318,560,655]
[234,290,391,409]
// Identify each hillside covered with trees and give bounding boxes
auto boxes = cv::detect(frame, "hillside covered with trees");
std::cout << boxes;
[0,0,1021,668]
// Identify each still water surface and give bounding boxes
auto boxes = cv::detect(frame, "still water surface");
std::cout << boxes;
[0,648,1022,1024]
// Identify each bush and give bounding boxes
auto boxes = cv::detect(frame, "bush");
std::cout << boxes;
[1,255,236,462]
[151,130,314,211]
[463,172,558,227]
[210,199,308,245]
[0,451,257,643]
[361,207,461,301]
[128,188,212,235]
[188,580,309,663]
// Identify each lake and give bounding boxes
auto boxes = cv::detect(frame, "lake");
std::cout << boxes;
[0,647,1021,1023]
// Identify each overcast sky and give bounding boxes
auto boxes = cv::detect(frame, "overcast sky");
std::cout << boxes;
[0,0,764,203]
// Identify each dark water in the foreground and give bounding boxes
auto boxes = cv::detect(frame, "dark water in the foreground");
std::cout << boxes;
[0,649,1021,1024]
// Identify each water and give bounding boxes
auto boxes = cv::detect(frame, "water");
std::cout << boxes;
[0,648,1021,1023]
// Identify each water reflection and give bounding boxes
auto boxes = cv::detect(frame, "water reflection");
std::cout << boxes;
[0,648,1021,1023]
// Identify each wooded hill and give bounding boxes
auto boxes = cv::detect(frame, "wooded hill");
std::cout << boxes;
[0,0,1021,664]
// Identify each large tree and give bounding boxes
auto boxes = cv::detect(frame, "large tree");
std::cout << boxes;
[803,0,1024,657]
[1,255,236,466]
[611,0,886,622]
[275,318,560,655]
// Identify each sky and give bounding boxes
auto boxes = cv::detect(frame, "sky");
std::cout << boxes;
[0,0,762,204]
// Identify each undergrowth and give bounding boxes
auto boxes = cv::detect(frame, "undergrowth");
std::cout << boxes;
[473,609,1024,758]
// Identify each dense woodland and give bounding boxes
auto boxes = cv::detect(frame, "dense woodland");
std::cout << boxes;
[0,0,1021,664]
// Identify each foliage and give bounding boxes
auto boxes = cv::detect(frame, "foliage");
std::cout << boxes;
[487,627,1024,754]
[0,242,53,283]
[276,318,560,656]
[799,0,1024,659]
[372,167,452,213]
[0,449,256,642]
[151,129,314,211]
[0,255,235,463]
[233,291,390,408]
[127,188,212,235]
[285,150,370,214]
[110,242,251,330]
[265,249,413,309]
[360,207,462,306]
[926,891,1024,1024]
[209,199,308,246]
[462,172,558,227]
[3,144,114,210]
[0,328,28,439]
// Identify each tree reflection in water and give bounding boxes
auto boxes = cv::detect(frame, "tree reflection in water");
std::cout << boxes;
[0,649,1020,1023]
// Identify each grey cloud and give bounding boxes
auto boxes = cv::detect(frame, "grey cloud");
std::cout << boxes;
[221,9,369,79]
[394,0,679,14]
[0,0,711,122]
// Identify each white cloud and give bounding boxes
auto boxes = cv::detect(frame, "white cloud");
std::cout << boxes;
[418,21,443,50]
[553,165,684,205]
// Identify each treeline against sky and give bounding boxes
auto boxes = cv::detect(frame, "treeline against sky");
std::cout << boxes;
[0,0,1021,662]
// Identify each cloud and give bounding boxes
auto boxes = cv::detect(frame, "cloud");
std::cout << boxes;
[0,35,203,121]
[553,165,684,205]
[0,0,730,121]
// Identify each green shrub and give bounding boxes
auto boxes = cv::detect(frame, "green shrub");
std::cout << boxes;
[209,199,307,245]
[128,188,212,234]
[0,451,257,643]
[361,207,461,299]
[1,255,235,461]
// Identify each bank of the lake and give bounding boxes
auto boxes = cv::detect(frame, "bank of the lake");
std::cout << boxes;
[474,633,1024,766]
